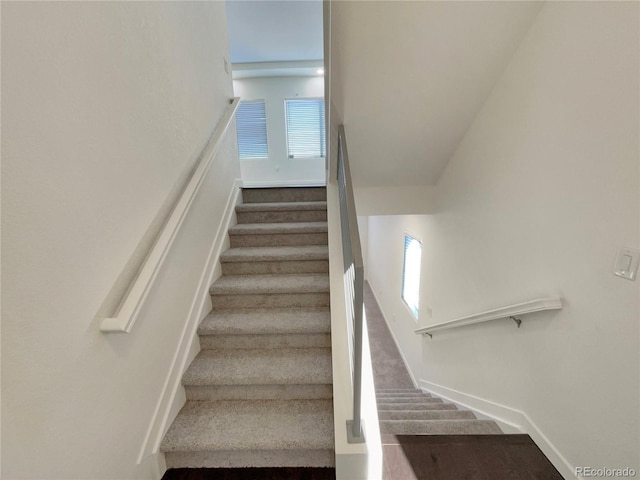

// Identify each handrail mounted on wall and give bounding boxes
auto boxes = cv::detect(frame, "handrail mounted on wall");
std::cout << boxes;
[415,297,563,338]
[101,97,241,333]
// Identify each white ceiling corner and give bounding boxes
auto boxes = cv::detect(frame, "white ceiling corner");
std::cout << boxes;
[225,0,324,65]
[331,1,544,188]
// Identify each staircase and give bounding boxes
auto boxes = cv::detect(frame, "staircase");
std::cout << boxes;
[377,388,501,435]
[161,187,335,469]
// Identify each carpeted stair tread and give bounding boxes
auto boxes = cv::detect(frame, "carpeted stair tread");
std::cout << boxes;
[377,402,459,411]
[377,389,424,393]
[220,246,329,263]
[161,399,334,452]
[209,274,329,296]
[229,222,328,235]
[375,388,503,435]
[236,201,327,212]
[200,333,331,350]
[183,348,332,386]
[242,187,327,204]
[377,391,432,397]
[184,384,333,402]
[235,203,326,224]
[378,410,477,421]
[161,187,333,469]
[380,419,503,435]
[198,309,330,336]
[228,223,328,248]
[377,396,443,404]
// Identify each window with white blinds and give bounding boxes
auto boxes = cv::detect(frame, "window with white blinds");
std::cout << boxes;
[284,98,326,159]
[402,234,422,319]
[235,100,268,159]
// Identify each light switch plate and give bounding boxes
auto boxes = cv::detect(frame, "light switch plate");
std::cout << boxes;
[614,247,639,281]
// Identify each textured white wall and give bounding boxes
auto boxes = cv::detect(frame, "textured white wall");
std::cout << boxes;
[233,76,326,187]
[354,185,437,216]
[1,2,239,478]
[330,1,543,188]
[366,1,639,476]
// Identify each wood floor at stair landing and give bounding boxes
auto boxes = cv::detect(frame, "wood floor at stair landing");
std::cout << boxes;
[381,434,563,480]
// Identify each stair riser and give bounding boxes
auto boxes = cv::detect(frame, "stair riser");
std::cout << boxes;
[237,210,327,224]
[378,403,458,411]
[222,260,329,276]
[198,310,331,336]
[182,348,332,386]
[378,411,476,421]
[377,393,432,398]
[165,449,335,469]
[230,233,328,248]
[377,397,443,404]
[377,389,423,394]
[377,390,428,394]
[199,326,331,336]
[242,187,327,204]
[184,384,333,401]
[199,333,331,350]
[380,420,503,435]
[210,293,330,310]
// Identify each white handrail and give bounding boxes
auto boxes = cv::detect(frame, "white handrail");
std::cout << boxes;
[101,97,241,333]
[415,297,563,337]
[336,125,365,443]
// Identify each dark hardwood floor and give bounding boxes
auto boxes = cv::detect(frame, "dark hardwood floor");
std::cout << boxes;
[162,467,336,480]
[382,434,564,480]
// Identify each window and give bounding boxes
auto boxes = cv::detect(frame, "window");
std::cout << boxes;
[285,98,326,158]
[402,234,422,319]
[235,100,268,159]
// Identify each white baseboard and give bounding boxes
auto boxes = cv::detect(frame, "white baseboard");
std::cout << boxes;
[241,179,326,188]
[366,281,418,389]
[137,178,242,467]
[419,379,578,480]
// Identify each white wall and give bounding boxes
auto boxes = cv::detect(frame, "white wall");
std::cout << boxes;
[354,186,436,216]
[1,2,239,478]
[233,76,326,187]
[366,2,639,477]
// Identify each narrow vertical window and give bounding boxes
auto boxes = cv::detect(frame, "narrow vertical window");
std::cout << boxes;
[235,100,268,159]
[402,234,422,319]
[284,98,326,158]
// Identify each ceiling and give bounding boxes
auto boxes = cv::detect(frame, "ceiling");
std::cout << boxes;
[224,0,543,187]
[226,0,323,77]
[330,1,544,187]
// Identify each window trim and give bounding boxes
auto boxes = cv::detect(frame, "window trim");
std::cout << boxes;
[401,233,422,320]
[235,99,269,160]
[284,97,326,159]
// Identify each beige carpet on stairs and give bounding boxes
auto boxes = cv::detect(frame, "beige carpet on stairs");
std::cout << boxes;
[160,186,499,470]
[160,187,335,468]
[364,282,502,435]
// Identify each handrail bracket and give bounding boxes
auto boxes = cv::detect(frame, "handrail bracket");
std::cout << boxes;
[346,420,366,444]
[510,316,522,328]
[416,297,562,337]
